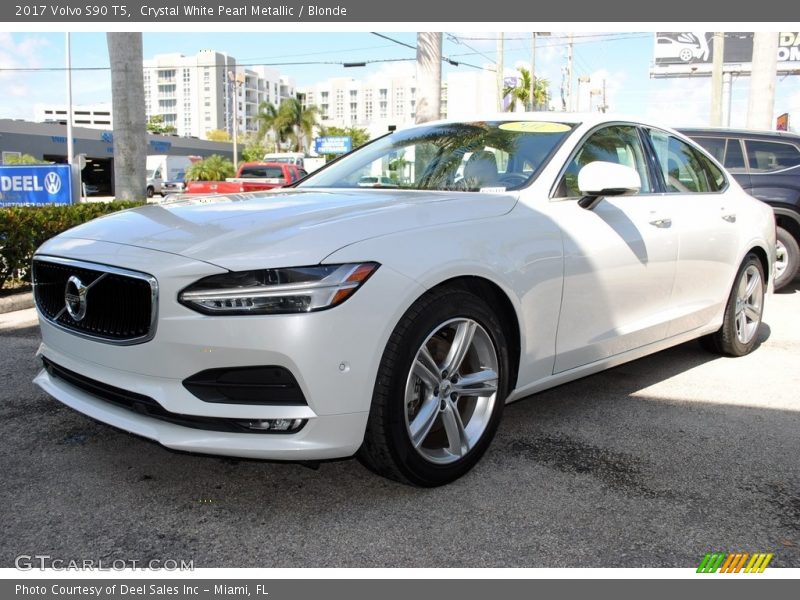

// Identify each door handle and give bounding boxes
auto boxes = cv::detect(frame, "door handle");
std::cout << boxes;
[721,213,737,223]
[649,218,672,228]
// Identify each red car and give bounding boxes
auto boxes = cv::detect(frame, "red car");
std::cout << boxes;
[186,162,308,194]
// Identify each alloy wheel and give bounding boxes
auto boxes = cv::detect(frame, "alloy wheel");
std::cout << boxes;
[403,318,499,465]
[734,264,763,345]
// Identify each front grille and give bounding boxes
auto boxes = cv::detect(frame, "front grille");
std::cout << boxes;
[42,358,281,434]
[33,257,157,344]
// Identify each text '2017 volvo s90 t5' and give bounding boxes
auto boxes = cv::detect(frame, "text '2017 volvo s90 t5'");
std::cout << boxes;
[33,115,775,486]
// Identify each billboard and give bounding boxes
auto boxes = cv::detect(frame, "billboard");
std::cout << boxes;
[0,164,73,206]
[651,32,800,78]
[314,136,352,155]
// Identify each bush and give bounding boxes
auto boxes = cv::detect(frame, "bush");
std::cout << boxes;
[185,155,236,181]
[0,201,144,288]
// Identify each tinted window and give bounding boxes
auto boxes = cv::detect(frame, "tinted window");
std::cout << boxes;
[745,140,800,171]
[694,137,726,163]
[648,130,725,193]
[724,139,746,170]
[239,166,285,179]
[557,125,652,197]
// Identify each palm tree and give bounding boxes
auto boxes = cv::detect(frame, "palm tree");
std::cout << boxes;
[277,98,320,153]
[255,101,281,152]
[107,33,147,200]
[185,155,236,181]
[503,67,549,112]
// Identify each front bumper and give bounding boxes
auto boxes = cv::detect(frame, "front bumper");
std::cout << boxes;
[33,240,426,460]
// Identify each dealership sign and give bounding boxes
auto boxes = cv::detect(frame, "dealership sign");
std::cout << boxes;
[651,32,800,77]
[314,136,352,155]
[0,164,73,206]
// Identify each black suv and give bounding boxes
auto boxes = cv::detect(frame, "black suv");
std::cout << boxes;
[679,127,800,290]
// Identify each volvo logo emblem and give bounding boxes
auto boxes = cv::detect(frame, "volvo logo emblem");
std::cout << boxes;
[64,275,88,322]
[44,171,62,195]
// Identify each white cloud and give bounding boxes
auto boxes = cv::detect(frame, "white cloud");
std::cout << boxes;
[0,33,52,119]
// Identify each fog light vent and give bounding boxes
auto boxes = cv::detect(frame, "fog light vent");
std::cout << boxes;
[239,418,306,432]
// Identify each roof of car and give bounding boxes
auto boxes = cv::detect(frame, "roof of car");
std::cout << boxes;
[396,112,680,133]
[676,126,800,140]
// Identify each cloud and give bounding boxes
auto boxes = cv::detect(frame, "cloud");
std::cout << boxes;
[0,33,52,119]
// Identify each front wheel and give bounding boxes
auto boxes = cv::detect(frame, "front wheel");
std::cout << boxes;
[146,186,155,198]
[358,287,510,486]
[701,253,765,356]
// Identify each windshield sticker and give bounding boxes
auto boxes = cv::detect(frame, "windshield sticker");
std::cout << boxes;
[499,121,572,133]
[479,187,508,193]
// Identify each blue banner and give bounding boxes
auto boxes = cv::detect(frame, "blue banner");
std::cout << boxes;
[314,136,352,155]
[0,164,73,206]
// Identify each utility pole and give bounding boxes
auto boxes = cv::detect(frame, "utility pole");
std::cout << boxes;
[577,75,590,112]
[530,32,536,111]
[229,71,244,168]
[566,34,574,111]
[497,32,504,111]
[65,33,76,202]
[601,79,607,113]
[747,32,779,130]
[415,32,442,124]
[710,32,725,126]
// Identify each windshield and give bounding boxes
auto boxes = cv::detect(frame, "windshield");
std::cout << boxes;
[298,120,575,192]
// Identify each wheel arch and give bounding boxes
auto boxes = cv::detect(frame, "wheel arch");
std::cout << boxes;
[423,275,522,391]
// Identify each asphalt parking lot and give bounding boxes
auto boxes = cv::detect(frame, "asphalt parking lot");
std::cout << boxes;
[1,278,798,569]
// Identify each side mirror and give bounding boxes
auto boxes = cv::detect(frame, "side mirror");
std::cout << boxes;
[577,161,641,210]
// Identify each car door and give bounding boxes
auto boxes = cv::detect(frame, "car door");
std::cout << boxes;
[645,128,742,335]
[546,124,679,373]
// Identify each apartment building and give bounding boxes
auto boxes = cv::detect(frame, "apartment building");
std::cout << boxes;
[143,50,295,140]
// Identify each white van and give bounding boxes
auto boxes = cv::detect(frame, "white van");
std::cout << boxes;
[146,155,193,198]
[262,152,305,169]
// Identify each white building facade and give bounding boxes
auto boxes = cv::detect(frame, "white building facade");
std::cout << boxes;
[34,103,113,129]
[143,51,295,141]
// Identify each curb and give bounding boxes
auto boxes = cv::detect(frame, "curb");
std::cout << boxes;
[0,292,34,314]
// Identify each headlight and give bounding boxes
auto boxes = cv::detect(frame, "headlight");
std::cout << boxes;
[178,262,379,315]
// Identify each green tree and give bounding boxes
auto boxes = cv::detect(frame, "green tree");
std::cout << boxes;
[241,136,268,163]
[184,155,236,181]
[277,98,320,153]
[503,67,549,112]
[255,101,282,152]
[3,154,51,165]
[206,129,232,142]
[146,115,177,135]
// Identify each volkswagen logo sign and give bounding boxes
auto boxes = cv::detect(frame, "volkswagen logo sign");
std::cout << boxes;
[64,275,88,322]
[44,171,62,195]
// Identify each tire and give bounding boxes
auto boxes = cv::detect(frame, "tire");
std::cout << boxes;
[146,186,154,198]
[774,226,799,291]
[358,286,510,487]
[679,48,694,62]
[701,253,765,357]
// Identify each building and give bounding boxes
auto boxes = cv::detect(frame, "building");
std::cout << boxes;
[143,50,295,141]
[0,119,233,196]
[33,103,113,129]
[297,71,514,140]
[143,50,236,140]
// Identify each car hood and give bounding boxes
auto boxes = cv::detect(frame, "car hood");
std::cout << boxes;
[48,188,518,270]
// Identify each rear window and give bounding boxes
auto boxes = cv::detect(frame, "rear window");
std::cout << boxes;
[745,140,800,172]
[239,166,285,179]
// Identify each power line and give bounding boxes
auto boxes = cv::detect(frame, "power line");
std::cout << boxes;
[446,33,496,66]
[369,31,495,72]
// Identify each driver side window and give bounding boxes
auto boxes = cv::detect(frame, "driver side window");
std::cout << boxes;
[557,125,652,197]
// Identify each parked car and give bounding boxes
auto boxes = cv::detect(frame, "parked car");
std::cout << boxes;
[185,162,306,195]
[32,114,775,486]
[161,171,187,196]
[357,175,397,187]
[679,127,800,290]
[146,155,193,198]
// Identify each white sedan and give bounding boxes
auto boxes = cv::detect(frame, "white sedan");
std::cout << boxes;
[32,114,775,486]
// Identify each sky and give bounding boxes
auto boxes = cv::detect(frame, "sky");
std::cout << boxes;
[2,30,800,129]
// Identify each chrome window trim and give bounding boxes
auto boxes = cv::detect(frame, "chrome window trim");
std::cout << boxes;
[32,255,159,346]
